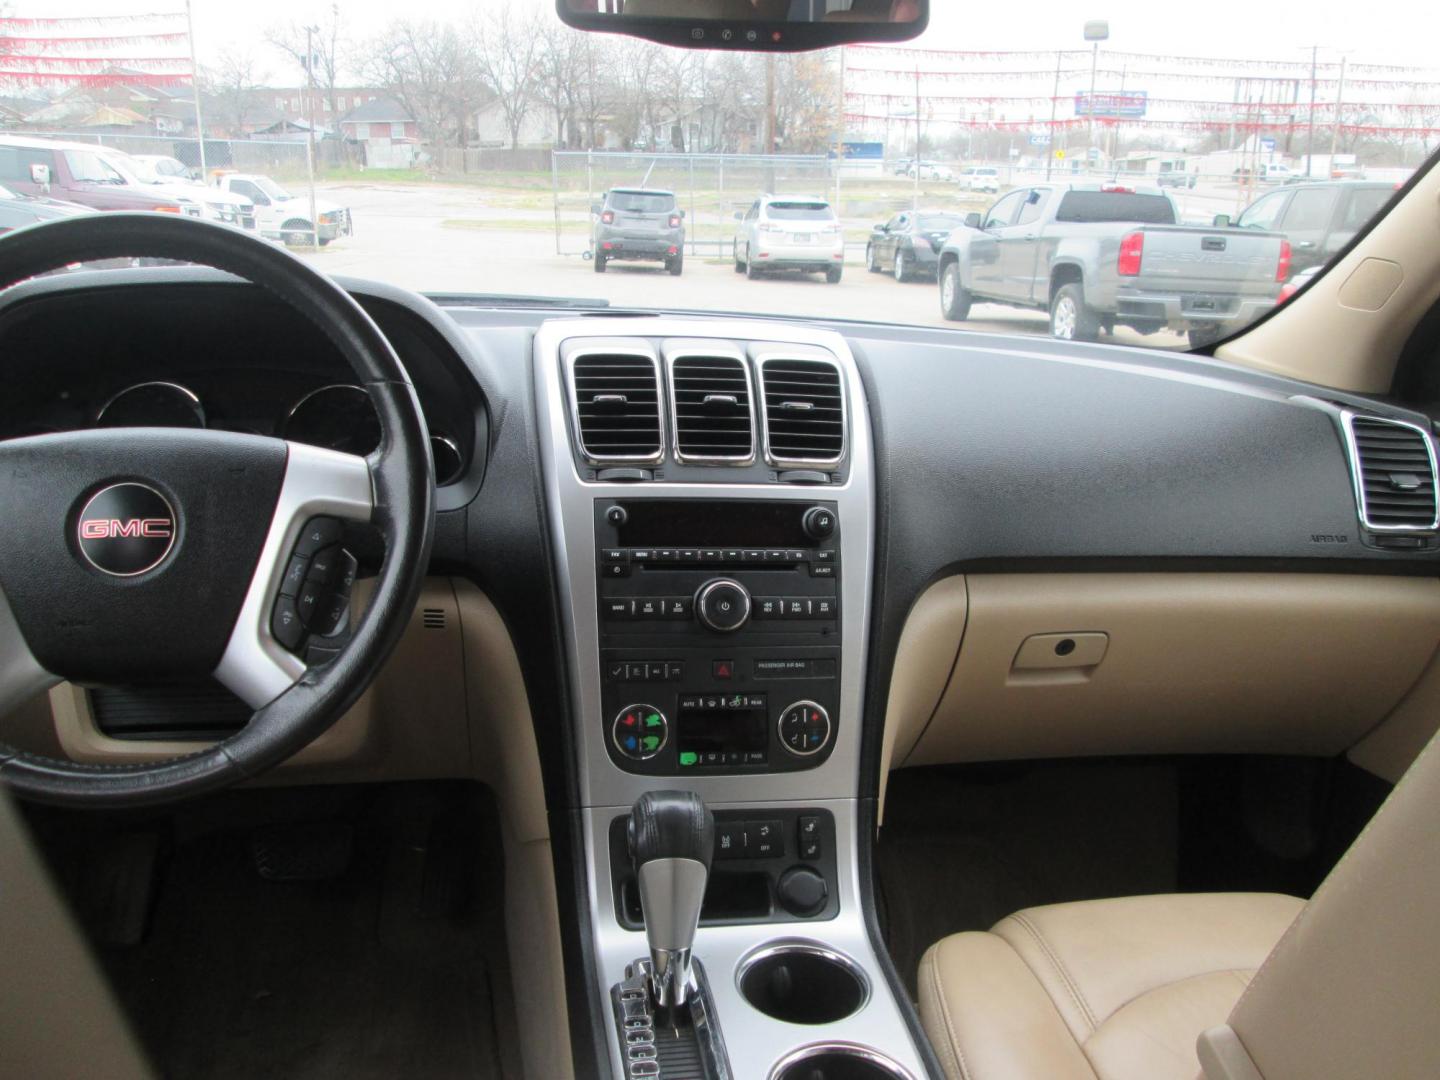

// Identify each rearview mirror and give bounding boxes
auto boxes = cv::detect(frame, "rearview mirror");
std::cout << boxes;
[556,0,926,52]
[964,212,982,228]
[1212,213,1231,228]
[29,163,50,186]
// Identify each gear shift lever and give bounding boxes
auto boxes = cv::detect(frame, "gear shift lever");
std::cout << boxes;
[628,790,714,1009]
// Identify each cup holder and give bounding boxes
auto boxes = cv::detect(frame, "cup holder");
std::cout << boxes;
[737,941,870,1025]
[769,1043,915,1080]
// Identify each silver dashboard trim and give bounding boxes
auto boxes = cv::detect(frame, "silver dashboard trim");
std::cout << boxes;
[535,317,874,808]
[1340,410,1440,532]
[662,340,757,465]
[767,1043,917,1080]
[561,338,666,467]
[754,348,849,470]
[212,442,373,710]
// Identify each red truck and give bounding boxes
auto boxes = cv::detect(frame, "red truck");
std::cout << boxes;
[0,135,187,214]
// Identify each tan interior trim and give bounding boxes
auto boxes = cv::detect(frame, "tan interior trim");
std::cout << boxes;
[0,791,154,1079]
[877,576,968,825]
[1216,163,1440,393]
[1347,642,1440,783]
[891,573,1440,771]
[1198,1024,1267,1080]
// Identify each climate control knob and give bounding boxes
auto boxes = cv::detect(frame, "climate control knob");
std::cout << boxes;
[778,700,832,756]
[694,578,751,633]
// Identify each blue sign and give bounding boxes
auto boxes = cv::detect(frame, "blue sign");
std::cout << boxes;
[1074,91,1148,119]
[1260,137,1277,153]
[1028,133,1052,146]
[828,141,884,160]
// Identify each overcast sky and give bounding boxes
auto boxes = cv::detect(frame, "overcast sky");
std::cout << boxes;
[19,0,1440,82]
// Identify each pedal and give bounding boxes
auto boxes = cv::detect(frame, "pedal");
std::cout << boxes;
[250,822,354,882]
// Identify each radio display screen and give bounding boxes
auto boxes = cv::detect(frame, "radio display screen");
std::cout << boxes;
[614,500,812,547]
[676,704,768,758]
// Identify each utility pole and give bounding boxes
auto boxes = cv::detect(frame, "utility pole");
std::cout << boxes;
[912,62,920,212]
[1046,50,1061,180]
[1329,55,1347,163]
[1083,21,1109,173]
[305,23,320,249]
[763,54,776,155]
[185,0,207,177]
[834,47,845,211]
[1305,44,1318,176]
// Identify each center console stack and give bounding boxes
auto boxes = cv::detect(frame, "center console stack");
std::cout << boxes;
[597,498,841,776]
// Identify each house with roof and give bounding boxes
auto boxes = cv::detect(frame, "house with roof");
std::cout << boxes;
[339,97,421,167]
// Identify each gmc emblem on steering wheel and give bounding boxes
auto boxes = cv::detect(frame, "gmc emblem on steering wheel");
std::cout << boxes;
[75,483,177,577]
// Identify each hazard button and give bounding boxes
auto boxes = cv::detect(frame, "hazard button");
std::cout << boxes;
[712,659,736,680]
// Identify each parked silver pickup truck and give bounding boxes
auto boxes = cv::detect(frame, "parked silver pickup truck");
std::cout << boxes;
[937,183,1289,345]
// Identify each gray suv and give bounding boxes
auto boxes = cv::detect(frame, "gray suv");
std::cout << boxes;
[593,188,685,275]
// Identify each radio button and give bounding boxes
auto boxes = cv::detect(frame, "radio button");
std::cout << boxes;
[788,549,808,562]
[696,579,751,633]
[625,662,650,682]
[814,548,836,562]
[603,562,631,579]
[742,548,765,563]
[636,597,663,619]
[613,704,667,760]
[656,548,676,562]
[721,548,742,563]
[602,548,628,563]
[765,549,788,562]
[810,564,835,579]
[663,596,692,619]
[782,597,810,618]
[677,548,699,563]
[802,507,836,540]
[631,548,655,563]
[813,598,837,619]
[701,548,722,563]
[602,599,633,620]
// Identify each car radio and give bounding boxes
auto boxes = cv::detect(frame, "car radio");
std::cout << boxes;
[595,499,840,775]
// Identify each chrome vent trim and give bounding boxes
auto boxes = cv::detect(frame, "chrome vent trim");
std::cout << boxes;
[563,343,664,465]
[1342,411,1440,532]
[663,342,756,464]
[756,351,847,468]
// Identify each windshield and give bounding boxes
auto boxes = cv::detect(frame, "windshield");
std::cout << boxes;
[15,1,1432,351]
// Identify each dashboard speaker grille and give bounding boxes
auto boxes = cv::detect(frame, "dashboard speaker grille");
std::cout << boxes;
[570,352,662,462]
[761,358,845,466]
[670,355,754,462]
[1348,415,1439,530]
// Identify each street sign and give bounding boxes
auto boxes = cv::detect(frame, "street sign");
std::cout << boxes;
[1260,137,1276,153]
[1075,91,1148,118]
[1028,133,1052,146]
[1055,149,1066,159]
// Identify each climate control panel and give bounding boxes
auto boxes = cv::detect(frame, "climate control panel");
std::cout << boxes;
[595,499,841,775]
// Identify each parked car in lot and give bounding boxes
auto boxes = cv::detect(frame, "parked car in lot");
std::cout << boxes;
[1220,180,1397,278]
[957,166,1001,193]
[211,172,352,246]
[1234,162,1293,184]
[734,195,844,283]
[937,182,1289,345]
[867,210,966,281]
[591,187,685,275]
[96,151,255,231]
[907,161,954,181]
[1157,169,1198,189]
[0,135,187,214]
[0,182,92,232]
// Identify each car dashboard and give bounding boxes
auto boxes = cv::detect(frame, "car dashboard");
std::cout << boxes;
[3,266,1439,1080]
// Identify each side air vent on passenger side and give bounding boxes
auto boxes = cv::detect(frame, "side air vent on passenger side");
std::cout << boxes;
[668,352,755,463]
[1345,413,1439,531]
[567,351,663,464]
[759,356,846,467]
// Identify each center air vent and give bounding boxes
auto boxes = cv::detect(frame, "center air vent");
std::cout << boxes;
[1346,414,1439,531]
[668,353,755,463]
[568,351,663,463]
[759,356,846,467]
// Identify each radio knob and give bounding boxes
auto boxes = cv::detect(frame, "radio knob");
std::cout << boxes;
[695,578,751,633]
[802,506,836,540]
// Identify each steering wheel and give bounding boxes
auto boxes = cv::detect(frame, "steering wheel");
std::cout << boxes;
[0,213,434,807]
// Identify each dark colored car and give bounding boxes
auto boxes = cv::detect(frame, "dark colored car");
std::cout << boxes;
[0,135,187,214]
[0,183,92,233]
[1223,179,1397,277]
[866,210,966,281]
[592,187,685,275]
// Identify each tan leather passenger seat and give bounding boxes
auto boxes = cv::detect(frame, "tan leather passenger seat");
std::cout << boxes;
[918,725,1440,1079]
[918,893,1302,1080]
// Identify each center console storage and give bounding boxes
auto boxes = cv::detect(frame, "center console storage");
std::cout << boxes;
[738,941,870,1025]
[597,498,841,775]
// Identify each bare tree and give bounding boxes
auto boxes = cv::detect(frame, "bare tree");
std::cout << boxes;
[470,2,545,149]
[202,48,267,135]
[534,23,587,148]
[361,19,484,148]
[265,9,345,124]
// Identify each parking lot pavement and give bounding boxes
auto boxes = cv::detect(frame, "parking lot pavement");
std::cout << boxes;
[297,181,1186,349]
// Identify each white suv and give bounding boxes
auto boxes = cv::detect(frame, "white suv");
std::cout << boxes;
[734,195,845,283]
[958,166,1001,193]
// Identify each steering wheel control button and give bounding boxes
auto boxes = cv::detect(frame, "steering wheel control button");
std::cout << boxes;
[75,482,176,577]
[271,596,305,651]
[779,701,832,756]
[695,577,751,632]
[802,506,836,540]
[279,554,310,597]
[613,704,668,760]
[294,515,343,557]
[307,545,340,582]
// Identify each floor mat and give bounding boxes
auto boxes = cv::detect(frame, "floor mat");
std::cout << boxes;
[878,760,1180,997]
[38,782,519,1080]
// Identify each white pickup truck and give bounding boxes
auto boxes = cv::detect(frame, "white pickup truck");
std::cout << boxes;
[94,150,255,229]
[210,172,352,246]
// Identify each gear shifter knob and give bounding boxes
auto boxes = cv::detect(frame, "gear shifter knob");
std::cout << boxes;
[628,790,714,1008]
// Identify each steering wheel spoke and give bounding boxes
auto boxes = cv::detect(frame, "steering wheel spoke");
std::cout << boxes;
[0,583,59,723]
[214,443,373,710]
